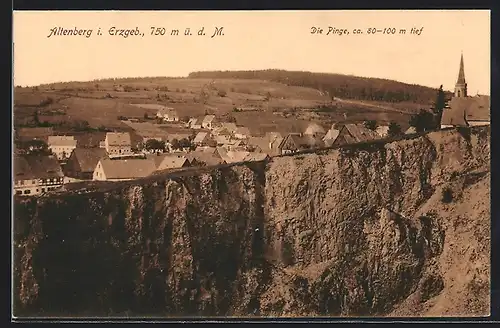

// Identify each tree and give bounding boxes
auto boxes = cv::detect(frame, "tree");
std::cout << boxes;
[19,139,51,155]
[363,120,378,131]
[433,85,447,129]
[387,122,402,137]
[144,139,165,152]
[33,110,40,125]
[178,138,192,149]
[170,138,180,150]
[409,109,435,133]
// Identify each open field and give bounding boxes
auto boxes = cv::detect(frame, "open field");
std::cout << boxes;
[14,76,427,134]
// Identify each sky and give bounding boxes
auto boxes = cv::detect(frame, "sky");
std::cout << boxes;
[13,10,490,95]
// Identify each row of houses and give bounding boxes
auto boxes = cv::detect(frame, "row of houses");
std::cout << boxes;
[13,145,272,195]
[14,121,391,196]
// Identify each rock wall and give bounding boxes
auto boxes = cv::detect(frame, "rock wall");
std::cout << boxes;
[14,127,491,317]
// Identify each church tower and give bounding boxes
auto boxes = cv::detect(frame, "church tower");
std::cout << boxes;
[454,52,468,98]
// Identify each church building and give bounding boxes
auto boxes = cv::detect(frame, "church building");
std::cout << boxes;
[440,53,490,129]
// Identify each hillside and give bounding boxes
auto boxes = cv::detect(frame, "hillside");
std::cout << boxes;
[14,73,436,138]
[14,126,490,317]
[188,69,452,105]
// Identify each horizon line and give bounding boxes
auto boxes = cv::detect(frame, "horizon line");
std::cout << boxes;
[15,69,481,95]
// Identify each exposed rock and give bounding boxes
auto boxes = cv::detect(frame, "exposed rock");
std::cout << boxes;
[13,126,491,317]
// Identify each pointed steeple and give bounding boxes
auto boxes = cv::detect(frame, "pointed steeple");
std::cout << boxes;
[454,52,467,98]
[456,52,466,85]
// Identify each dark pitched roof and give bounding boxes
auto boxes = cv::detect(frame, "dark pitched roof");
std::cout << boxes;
[343,124,381,143]
[280,133,324,150]
[248,136,271,153]
[441,96,490,126]
[14,154,64,181]
[72,148,108,173]
[185,151,223,166]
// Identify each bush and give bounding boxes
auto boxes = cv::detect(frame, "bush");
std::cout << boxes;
[409,109,436,132]
[441,187,453,203]
[387,121,402,137]
[363,120,377,131]
[217,90,227,97]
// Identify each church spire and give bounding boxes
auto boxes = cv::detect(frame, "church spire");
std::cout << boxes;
[457,52,466,84]
[454,52,467,97]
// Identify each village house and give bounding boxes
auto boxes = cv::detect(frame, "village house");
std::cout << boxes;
[278,133,324,155]
[219,150,250,164]
[214,134,232,146]
[156,106,179,122]
[217,122,238,135]
[187,118,203,129]
[331,124,381,147]
[47,135,78,160]
[268,133,285,156]
[103,132,132,156]
[187,118,201,129]
[304,122,326,138]
[323,125,341,147]
[157,155,189,172]
[65,148,108,180]
[234,127,251,139]
[440,53,491,129]
[147,153,190,172]
[244,152,270,162]
[186,151,224,166]
[221,140,244,151]
[195,146,218,155]
[440,95,490,128]
[405,126,417,135]
[14,154,65,196]
[92,158,156,181]
[201,115,218,130]
[247,136,272,154]
[193,132,212,146]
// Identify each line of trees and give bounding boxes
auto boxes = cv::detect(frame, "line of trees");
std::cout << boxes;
[361,85,449,137]
[17,111,111,132]
[188,69,452,104]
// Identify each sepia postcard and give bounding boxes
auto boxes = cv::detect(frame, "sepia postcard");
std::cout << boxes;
[12,10,491,320]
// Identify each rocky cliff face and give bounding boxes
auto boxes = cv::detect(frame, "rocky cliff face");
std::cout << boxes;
[14,127,491,317]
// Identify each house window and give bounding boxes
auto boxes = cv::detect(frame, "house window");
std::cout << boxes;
[42,188,45,192]
[16,191,22,195]
[36,189,39,192]
[23,190,31,195]
[32,180,36,184]
[20,180,24,185]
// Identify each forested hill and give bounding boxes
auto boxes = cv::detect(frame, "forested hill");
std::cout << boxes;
[188,70,450,105]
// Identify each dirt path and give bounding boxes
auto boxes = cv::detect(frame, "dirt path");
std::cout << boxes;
[333,97,415,114]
